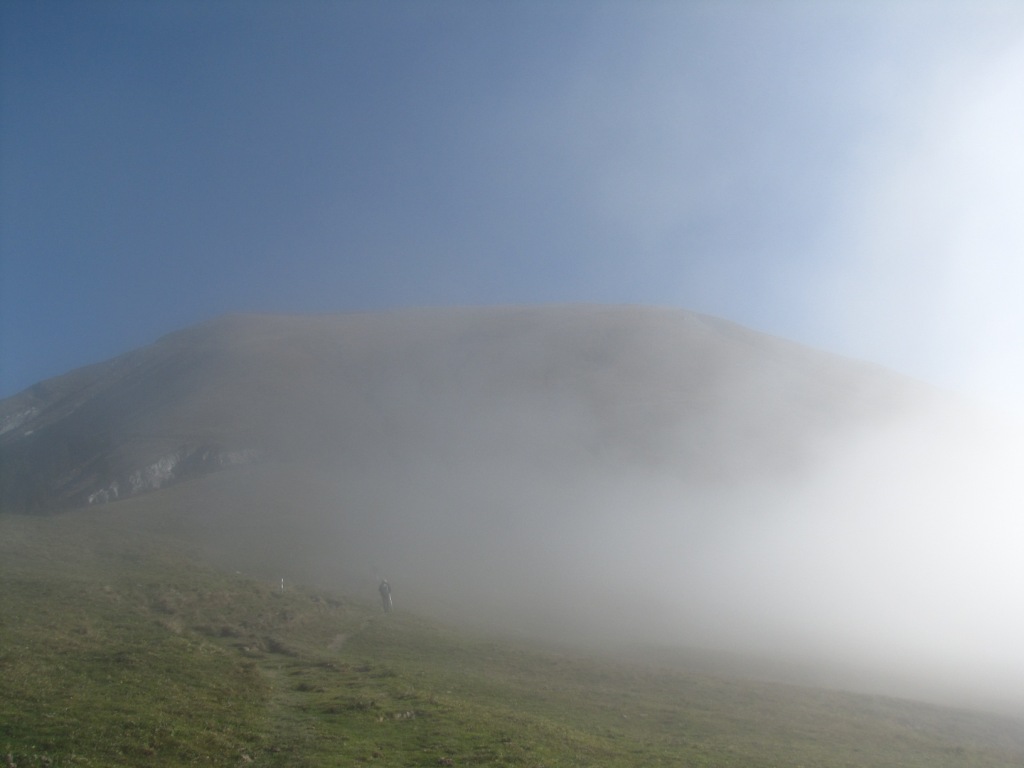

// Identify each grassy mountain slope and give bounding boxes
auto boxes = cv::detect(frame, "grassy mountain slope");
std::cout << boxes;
[4,510,1024,768]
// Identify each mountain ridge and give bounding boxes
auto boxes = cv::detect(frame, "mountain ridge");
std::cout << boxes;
[0,304,921,514]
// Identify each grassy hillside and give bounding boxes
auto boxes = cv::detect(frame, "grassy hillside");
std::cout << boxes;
[3,510,1024,768]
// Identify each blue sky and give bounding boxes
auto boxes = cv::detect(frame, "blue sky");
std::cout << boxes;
[2,1,1023,409]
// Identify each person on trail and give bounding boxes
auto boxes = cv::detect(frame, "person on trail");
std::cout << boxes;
[379,579,393,613]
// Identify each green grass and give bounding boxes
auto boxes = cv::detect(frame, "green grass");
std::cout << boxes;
[3,511,1024,767]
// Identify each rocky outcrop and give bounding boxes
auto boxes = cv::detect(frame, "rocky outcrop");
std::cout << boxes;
[84,444,262,506]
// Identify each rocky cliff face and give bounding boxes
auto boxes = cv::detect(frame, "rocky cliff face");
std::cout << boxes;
[0,306,919,514]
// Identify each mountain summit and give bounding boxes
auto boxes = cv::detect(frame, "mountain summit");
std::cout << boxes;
[1,306,913,514]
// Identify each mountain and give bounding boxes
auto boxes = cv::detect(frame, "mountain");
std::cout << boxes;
[3,305,1022,712]
[0,305,916,513]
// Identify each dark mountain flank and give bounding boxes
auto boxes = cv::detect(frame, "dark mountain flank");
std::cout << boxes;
[1,306,915,514]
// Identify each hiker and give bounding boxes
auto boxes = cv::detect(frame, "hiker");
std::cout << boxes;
[379,579,393,613]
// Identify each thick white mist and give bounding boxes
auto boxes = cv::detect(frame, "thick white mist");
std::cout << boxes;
[364,397,1024,711]
[568,403,1024,708]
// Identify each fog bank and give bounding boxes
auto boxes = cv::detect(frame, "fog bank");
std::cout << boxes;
[246,396,1024,713]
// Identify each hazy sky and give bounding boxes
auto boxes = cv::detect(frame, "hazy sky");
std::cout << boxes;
[3,1,1023,407]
